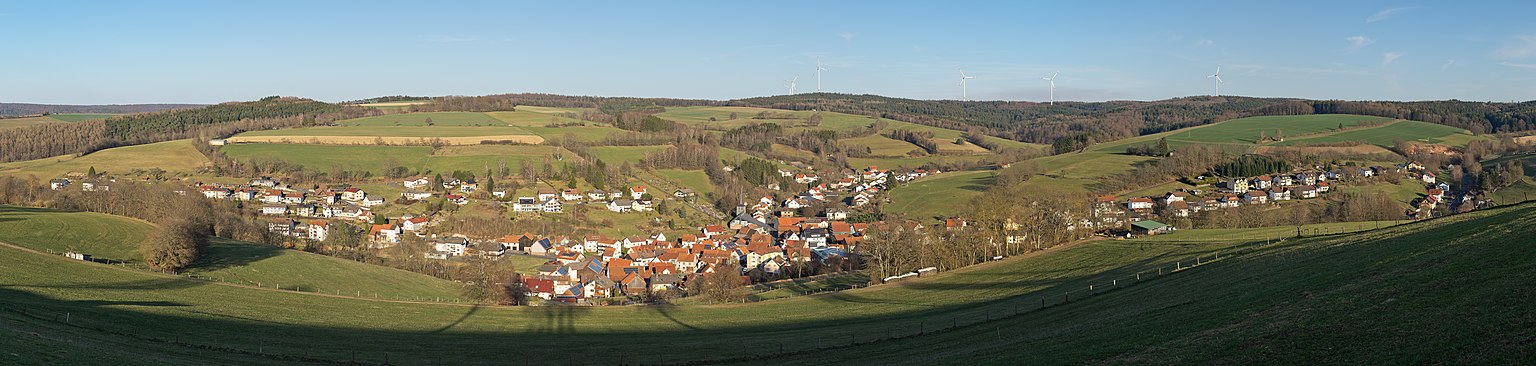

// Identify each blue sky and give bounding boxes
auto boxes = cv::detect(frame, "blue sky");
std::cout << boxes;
[4,0,1536,104]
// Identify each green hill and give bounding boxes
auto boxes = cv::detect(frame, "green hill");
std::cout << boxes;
[3,202,1534,364]
[0,206,466,302]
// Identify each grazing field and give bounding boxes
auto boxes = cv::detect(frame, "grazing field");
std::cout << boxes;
[0,139,209,178]
[0,206,466,301]
[336,112,505,127]
[654,169,714,195]
[741,203,1536,365]
[232,124,543,145]
[485,110,589,127]
[47,113,119,122]
[1277,119,1481,147]
[885,170,995,221]
[847,154,989,171]
[0,113,118,130]
[220,143,567,175]
[657,106,1042,152]
[1168,114,1393,144]
[354,100,430,109]
[843,135,922,156]
[1130,220,1411,242]
[589,145,668,165]
[0,213,1250,365]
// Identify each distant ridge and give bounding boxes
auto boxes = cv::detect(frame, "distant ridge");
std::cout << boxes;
[0,102,204,117]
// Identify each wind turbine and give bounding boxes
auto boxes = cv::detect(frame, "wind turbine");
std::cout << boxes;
[959,69,975,101]
[1042,72,1059,105]
[1207,66,1223,96]
[785,76,798,95]
[816,59,829,92]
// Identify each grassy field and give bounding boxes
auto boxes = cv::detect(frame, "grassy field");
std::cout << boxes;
[1277,119,1480,147]
[0,206,466,301]
[0,114,117,130]
[485,110,589,127]
[0,139,209,178]
[336,112,504,127]
[1131,220,1412,242]
[886,170,995,221]
[657,106,1042,152]
[5,203,1534,364]
[847,154,989,171]
[654,169,714,195]
[589,145,668,165]
[843,135,922,156]
[234,124,540,143]
[220,143,568,175]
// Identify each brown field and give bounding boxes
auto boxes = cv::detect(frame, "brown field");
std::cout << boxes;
[226,135,544,145]
[1255,144,1395,155]
[1516,135,1536,145]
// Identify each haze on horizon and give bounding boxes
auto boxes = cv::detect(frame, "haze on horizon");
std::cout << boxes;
[4,0,1536,104]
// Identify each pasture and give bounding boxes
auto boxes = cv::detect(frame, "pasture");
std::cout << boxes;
[1277,119,1480,147]
[219,143,569,175]
[843,135,922,156]
[0,206,466,301]
[885,170,995,221]
[0,139,209,178]
[654,169,714,195]
[589,145,669,165]
[336,112,504,127]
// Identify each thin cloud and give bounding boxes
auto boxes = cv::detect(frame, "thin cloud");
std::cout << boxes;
[1195,39,1214,47]
[1382,52,1404,65]
[838,32,855,42]
[431,36,477,43]
[1494,35,1536,59]
[1442,59,1456,70]
[1345,35,1374,51]
[1500,61,1536,70]
[1366,7,1413,23]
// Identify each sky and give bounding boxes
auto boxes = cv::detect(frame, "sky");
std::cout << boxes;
[4,0,1536,104]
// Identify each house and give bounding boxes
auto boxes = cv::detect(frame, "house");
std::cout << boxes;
[306,221,329,241]
[370,224,401,243]
[341,188,366,202]
[794,174,819,184]
[674,188,696,198]
[1127,197,1154,210]
[1251,176,1273,189]
[459,182,479,192]
[1315,181,1331,193]
[403,176,431,189]
[49,178,71,190]
[430,237,469,257]
[477,241,507,257]
[400,190,433,201]
[402,216,431,232]
[81,180,112,192]
[536,190,558,202]
[260,205,288,216]
[1267,187,1292,201]
[587,191,607,200]
[607,199,634,213]
[514,197,542,212]
[1159,191,1188,205]
[250,178,279,187]
[630,186,648,200]
[1244,190,1269,204]
[492,189,509,199]
[360,195,385,207]
[561,189,583,201]
[542,198,563,213]
[1167,201,1191,217]
[1228,178,1249,193]
[1296,185,1319,199]
[1131,220,1174,235]
[527,238,553,256]
[1274,175,1295,187]
[1295,172,1318,186]
[1421,172,1437,184]
[268,219,297,236]
[199,185,230,199]
[826,208,849,221]
[445,194,468,205]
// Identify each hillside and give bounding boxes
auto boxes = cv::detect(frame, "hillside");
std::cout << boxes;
[730,201,1536,365]
[0,205,468,302]
[2,202,1531,364]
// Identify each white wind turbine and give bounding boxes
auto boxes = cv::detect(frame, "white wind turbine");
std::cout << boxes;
[1207,66,1223,96]
[959,69,975,101]
[1042,72,1059,105]
[816,59,829,92]
[785,76,798,95]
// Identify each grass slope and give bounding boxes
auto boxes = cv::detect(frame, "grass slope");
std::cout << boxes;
[742,202,1536,365]
[885,170,995,221]
[336,112,505,127]
[220,143,567,175]
[0,206,466,301]
[0,217,1247,365]
[1279,119,1481,147]
[0,139,209,178]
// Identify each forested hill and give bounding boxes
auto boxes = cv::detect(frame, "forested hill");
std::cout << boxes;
[0,96,366,164]
[0,102,203,117]
[734,94,1536,147]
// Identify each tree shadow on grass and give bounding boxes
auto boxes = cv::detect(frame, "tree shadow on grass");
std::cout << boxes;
[187,238,285,273]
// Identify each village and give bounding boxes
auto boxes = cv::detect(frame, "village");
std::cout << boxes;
[1084,161,1457,237]
[42,164,935,304]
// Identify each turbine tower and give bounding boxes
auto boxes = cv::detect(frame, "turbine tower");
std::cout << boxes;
[785,76,798,95]
[959,69,975,101]
[1207,66,1223,96]
[1042,72,1059,105]
[816,59,828,92]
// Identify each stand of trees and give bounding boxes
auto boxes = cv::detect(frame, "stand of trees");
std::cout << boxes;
[1125,138,1171,156]
[1215,154,1292,177]
[886,129,939,154]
